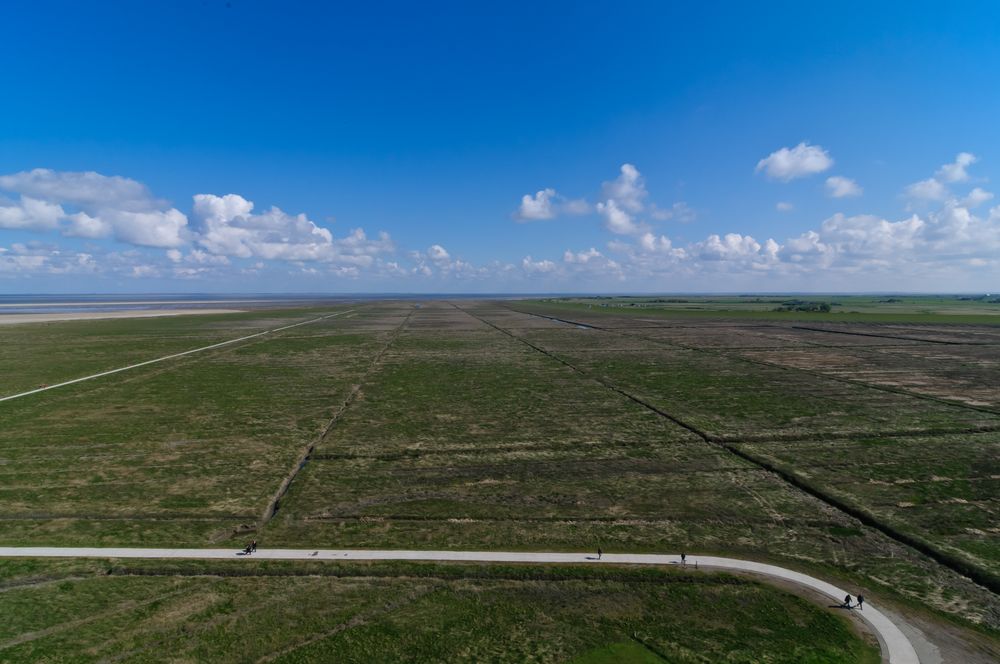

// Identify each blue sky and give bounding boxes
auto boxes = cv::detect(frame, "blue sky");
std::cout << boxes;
[2,0,999,292]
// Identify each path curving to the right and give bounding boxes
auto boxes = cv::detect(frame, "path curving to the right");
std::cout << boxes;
[0,546,920,663]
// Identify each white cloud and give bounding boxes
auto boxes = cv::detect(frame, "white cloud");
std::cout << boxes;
[0,169,162,212]
[825,176,863,198]
[516,163,659,235]
[905,154,982,205]
[193,194,329,259]
[191,193,391,266]
[427,244,450,263]
[111,209,188,248]
[64,212,112,238]
[936,152,977,183]
[516,189,557,220]
[522,256,557,274]
[905,178,948,201]
[406,244,490,279]
[596,198,643,235]
[0,168,188,247]
[962,187,994,208]
[694,233,773,261]
[0,196,64,231]
[776,201,794,212]
[637,233,682,255]
[514,188,590,221]
[601,163,647,212]
[755,142,833,181]
[563,247,602,264]
[0,242,102,277]
[813,213,925,258]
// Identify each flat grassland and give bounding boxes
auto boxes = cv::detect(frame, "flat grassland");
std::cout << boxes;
[0,559,877,663]
[1,296,997,661]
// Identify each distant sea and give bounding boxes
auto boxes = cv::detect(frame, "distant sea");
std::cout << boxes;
[0,294,320,315]
[0,293,534,315]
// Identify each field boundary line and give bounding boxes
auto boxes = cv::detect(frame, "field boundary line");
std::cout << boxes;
[462,304,1000,597]
[508,307,1000,417]
[0,309,357,404]
[259,307,416,526]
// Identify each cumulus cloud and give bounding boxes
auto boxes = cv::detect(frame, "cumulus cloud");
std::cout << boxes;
[563,247,602,264]
[0,241,99,276]
[190,193,392,266]
[427,244,450,263]
[522,256,557,274]
[192,194,330,259]
[64,212,112,238]
[825,176,863,198]
[693,233,779,264]
[0,196,64,231]
[517,163,683,237]
[601,163,647,212]
[5,154,998,289]
[756,142,833,181]
[0,169,162,212]
[407,244,489,279]
[905,153,983,206]
[516,189,557,220]
[936,152,977,183]
[514,188,590,221]
[905,177,949,201]
[596,198,643,235]
[961,187,993,208]
[0,168,188,247]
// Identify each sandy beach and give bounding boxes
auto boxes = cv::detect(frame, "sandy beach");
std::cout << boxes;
[0,309,243,325]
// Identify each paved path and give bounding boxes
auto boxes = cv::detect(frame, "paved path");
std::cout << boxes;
[0,547,918,663]
[0,309,354,403]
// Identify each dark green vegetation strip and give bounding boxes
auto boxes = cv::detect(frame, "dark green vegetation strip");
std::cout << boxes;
[0,559,878,664]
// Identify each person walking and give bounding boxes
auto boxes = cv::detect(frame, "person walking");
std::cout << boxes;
[597,547,602,560]
[251,539,257,553]
[844,594,853,608]
[681,552,686,565]
[857,594,864,611]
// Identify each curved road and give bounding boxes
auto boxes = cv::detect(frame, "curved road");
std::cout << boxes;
[0,546,918,663]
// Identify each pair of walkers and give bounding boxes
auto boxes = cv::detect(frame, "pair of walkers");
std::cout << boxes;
[243,539,257,555]
[844,593,864,610]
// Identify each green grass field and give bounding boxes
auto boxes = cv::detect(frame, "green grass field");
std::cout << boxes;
[0,558,878,663]
[521,294,1000,324]
[1,298,998,661]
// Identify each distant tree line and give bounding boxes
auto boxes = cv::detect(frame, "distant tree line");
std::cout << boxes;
[773,300,833,312]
